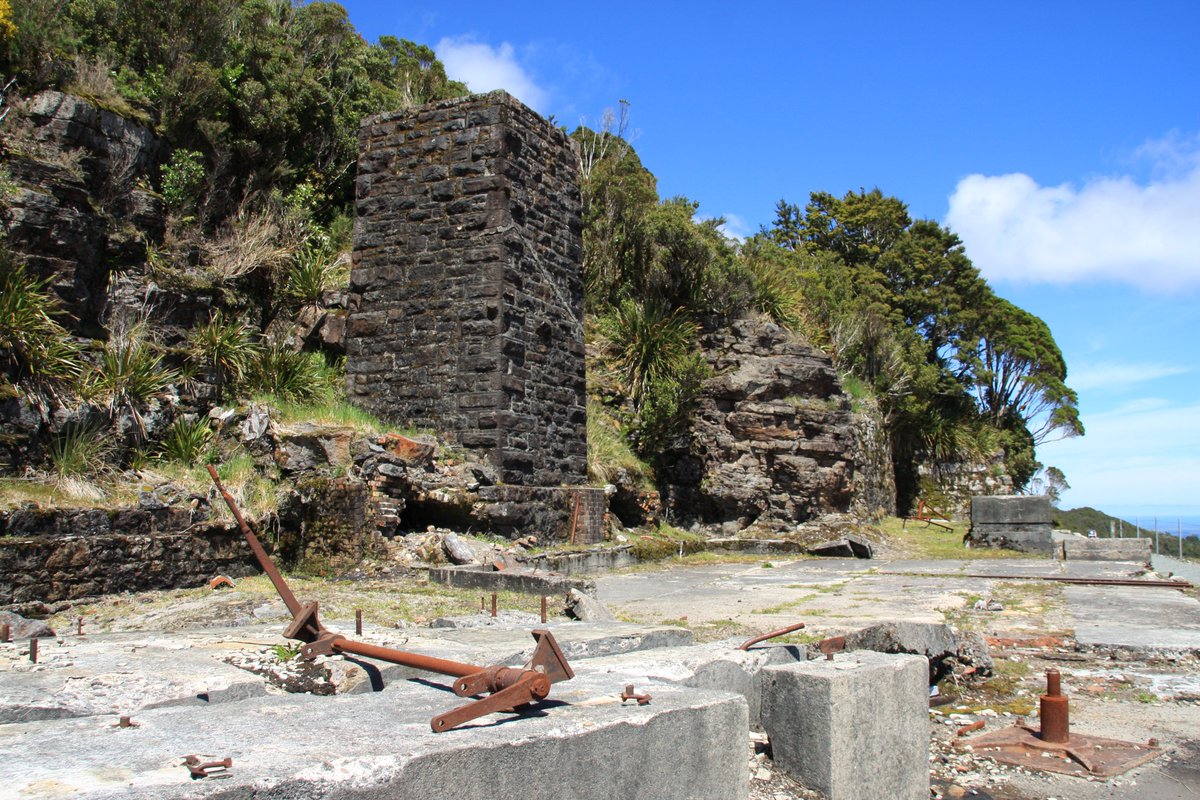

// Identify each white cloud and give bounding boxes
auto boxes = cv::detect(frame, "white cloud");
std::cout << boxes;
[435,36,548,112]
[717,213,751,242]
[945,133,1200,292]
[1067,361,1191,393]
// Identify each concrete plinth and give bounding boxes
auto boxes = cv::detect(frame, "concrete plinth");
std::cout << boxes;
[0,671,748,800]
[579,640,806,729]
[1061,537,1151,563]
[761,650,928,800]
[969,495,1053,553]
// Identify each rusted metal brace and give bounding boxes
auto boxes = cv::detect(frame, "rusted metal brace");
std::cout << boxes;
[183,755,232,779]
[738,621,806,651]
[620,684,652,705]
[207,465,575,733]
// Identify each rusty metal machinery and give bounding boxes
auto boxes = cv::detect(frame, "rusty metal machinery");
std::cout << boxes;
[207,466,574,732]
[957,669,1162,777]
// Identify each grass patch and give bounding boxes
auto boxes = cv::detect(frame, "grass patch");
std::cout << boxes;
[256,395,407,436]
[752,594,820,615]
[876,516,1030,559]
[586,398,653,488]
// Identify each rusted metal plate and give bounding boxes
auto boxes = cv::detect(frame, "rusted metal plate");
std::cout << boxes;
[958,725,1161,777]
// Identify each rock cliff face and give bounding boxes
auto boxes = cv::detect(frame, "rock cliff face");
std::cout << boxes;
[659,320,862,528]
[2,91,167,330]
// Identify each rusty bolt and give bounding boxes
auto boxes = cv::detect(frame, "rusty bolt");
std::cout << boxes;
[620,684,652,706]
[117,715,139,729]
[1149,738,1159,748]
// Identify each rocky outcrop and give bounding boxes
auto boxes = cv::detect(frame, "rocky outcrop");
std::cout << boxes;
[659,320,860,528]
[2,91,168,328]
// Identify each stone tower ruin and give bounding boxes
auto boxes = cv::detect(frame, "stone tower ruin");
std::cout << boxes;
[346,92,587,488]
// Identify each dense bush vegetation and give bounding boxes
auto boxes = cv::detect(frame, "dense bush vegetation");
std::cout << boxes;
[0,2,1080,510]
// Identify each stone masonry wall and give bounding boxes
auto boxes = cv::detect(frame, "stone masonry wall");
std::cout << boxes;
[348,92,586,487]
[0,508,256,605]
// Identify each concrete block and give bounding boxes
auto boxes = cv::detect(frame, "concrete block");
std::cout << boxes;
[971,495,1051,525]
[2,672,749,800]
[761,650,928,800]
[1062,537,1151,563]
[581,640,806,729]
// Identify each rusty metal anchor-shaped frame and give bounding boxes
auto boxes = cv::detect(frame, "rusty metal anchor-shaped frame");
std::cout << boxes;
[207,465,575,732]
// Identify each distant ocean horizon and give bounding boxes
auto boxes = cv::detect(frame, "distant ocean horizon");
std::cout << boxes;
[1080,506,1200,539]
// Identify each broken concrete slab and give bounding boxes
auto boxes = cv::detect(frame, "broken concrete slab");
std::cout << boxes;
[577,640,806,730]
[807,533,873,559]
[0,611,55,640]
[425,564,595,595]
[1067,585,1200,655]
[1,670,750,800]
[564,587,617,622]
[761,650,928,800]
[0,630,277,724]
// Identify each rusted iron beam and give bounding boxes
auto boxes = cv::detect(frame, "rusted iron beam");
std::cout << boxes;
[207,465,575,732]
[207,465,309,623]
[738,621,806,651]
[959,574,1192,590]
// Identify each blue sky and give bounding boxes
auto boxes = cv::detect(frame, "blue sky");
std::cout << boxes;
[339,1,1199,519]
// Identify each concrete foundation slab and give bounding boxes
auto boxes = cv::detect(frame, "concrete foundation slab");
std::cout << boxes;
[761,650,928,800]
[0,671,749,800]
[574,640,806,729]
[1067,586,1200,655]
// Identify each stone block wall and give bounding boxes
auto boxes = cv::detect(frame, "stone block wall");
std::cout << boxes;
[0,508,256,605]
[348,91,586,487]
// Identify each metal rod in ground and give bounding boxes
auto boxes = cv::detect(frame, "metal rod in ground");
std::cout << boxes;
[77,617,84,636]
[1180,519,1184,559]
[540,595,548,624]
[491,593,498,618]
[29,637,37,663]
[1,623,9,643]
[480,596,485,612]
[355,608,363,636]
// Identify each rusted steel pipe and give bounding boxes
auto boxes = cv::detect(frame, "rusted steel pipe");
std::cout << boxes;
[491,592,498,618]
[324,637,481,678]
[1040,669,1070,744]
[738,621,806,650]
[208,465,305,619]
[540,595,548,624]
[957,720,985,736]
